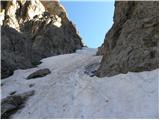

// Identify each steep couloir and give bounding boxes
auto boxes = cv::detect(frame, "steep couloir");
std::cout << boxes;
[97,1,159,77]
[1,0,83,78]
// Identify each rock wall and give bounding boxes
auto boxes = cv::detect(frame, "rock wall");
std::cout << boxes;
[1,0,83,78]
[97,1,159,77]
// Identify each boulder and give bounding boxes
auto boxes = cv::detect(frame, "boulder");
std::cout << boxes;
[1,90,35,119]
[27,68,51,79]
[84,63,100,77]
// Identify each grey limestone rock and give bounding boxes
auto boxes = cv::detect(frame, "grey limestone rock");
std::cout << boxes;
[1,90,35,119]
[97,1,159,77]
[27,68,51,79]
[1,0,83,78]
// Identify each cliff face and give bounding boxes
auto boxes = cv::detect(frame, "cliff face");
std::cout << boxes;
[97,1,159,77]
[1,0,83,78]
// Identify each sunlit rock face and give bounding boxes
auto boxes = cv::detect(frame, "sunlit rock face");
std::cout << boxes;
[1,0,83,78]
[97,1,159,77]
[1,0,45,30]
[0,10,5,25]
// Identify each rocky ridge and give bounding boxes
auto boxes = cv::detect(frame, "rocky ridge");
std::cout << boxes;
[1,0,83,78]
[97,1,159,77]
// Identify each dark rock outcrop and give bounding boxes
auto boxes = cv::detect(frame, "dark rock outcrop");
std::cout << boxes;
[1,26,34,78]
[1,90,35,119]
[96,43,105,56]
[84,63,100,77]
[27,68,51,79]
[97,1,159,77]
[1,0,83,79]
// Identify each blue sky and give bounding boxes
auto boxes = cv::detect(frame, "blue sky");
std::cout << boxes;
[60,1,115,48]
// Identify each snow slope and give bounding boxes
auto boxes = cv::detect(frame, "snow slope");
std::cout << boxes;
[1,48,159,119]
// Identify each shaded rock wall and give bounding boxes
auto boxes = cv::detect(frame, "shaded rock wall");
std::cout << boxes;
[1,0,83,78]
[97,1,159,77]
[1,26,33,78]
